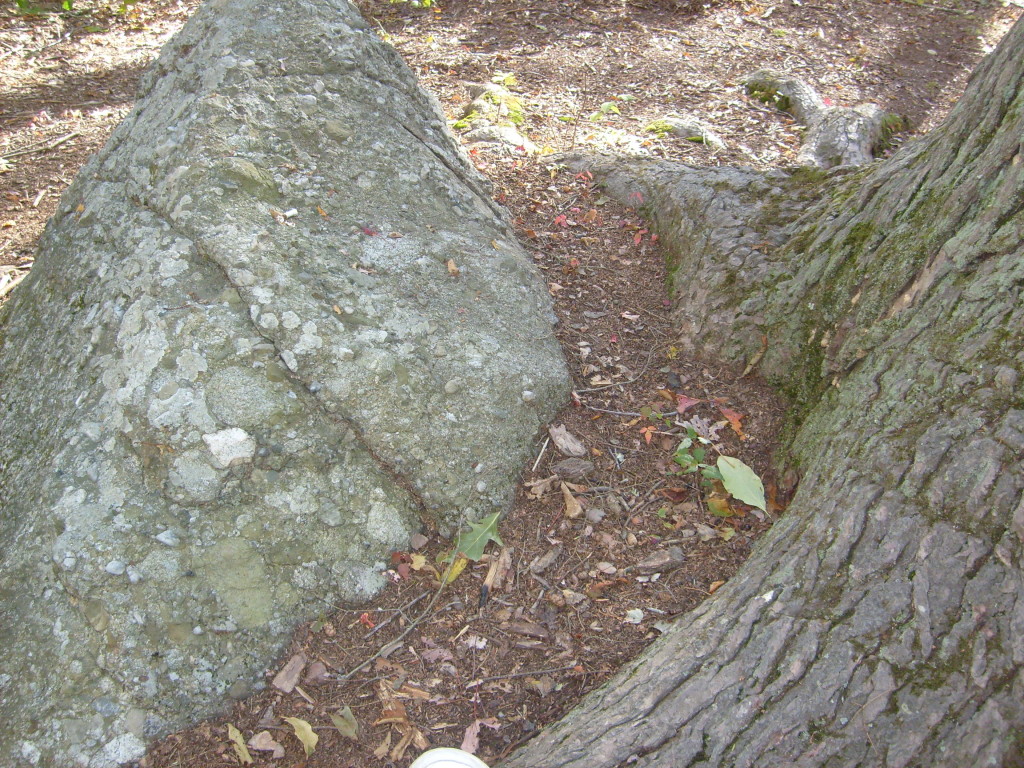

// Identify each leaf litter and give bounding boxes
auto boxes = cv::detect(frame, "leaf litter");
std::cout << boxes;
[11,0,1012,766]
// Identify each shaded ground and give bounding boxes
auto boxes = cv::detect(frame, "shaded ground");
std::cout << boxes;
[1,0,1020,765]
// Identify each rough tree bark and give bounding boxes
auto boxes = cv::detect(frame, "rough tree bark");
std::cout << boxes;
[506,15,1024,768]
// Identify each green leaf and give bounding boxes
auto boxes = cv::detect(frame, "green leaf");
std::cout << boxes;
[701,465,722,481]
[452,512,503,561]
[283,717,318,757]
[329,706,359,740]
[716,456,766,511]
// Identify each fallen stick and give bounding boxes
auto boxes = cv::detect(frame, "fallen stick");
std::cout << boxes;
[0,132,79,161]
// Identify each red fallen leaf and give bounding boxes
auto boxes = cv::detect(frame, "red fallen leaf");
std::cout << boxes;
[651,233,659,242]
[525,229,538,239]
[640,425,657,444]
[609,333,619,343]
[361,225,380,236]
[391,551,409,565]
[575,171,593,181]
[627,191,644,205]
[397,563,411,579]
[676,394,701,413]
[717,405,746,438]
[633,228,648,245]
[553,214,569,228]
[359,612,375,629]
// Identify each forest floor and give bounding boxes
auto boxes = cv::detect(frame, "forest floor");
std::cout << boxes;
[1,0,1020,766]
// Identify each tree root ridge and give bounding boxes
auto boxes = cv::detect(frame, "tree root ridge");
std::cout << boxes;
[744,70,903,169]
[506,17,1024,768]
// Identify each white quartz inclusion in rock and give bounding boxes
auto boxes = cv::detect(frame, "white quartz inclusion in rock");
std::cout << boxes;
[202,428,256,468]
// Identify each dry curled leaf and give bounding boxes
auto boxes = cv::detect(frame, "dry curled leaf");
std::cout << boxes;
[271,653,306,693]
[373,731,392,759]
[526,675,555,697]
[548,424,587,457]
[561,482,583,519]
[676,394,702,413]
[525,474,558,498]
[247,730,285,759]
[304,660,330,685]
[461,718,500,754]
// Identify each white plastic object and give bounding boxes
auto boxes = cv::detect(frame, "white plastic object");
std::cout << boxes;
[408,747,491,768]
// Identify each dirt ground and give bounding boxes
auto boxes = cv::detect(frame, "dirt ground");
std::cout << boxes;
[1,0,1020,765]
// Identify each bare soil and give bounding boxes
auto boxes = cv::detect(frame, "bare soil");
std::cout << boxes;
[1,0,1019,765]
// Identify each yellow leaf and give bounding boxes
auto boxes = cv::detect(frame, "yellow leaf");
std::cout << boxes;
[410,553,427,571]
[227,724,254,765]
[446,259,460,276]
[317,204,329,218]
[283,716,318,757]
[444,555,469,584]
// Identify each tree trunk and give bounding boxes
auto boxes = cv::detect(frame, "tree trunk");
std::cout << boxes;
[506,15,1024,768]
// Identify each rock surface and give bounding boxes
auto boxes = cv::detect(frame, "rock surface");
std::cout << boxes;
[647,114,727,151]
[0,0,567,765]
[455,82,536,152]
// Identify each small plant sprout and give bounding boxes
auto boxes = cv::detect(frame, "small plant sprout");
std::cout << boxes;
[669,426,767,514]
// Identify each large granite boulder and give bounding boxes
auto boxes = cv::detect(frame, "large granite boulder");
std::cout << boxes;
[0,0,568,764]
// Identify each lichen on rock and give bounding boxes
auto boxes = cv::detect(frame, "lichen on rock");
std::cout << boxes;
[0,0,568,765]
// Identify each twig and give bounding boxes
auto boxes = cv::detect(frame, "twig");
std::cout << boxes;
[467,663,579,687]
[891,0,967,13]
[531,435,550,472]
[1,131,79,161]
[0,271,29,300]
[582,404,675,419]
[573,380,635,394]
[364,591,428,638]
[573,348,657,393]
[337,562,457,682]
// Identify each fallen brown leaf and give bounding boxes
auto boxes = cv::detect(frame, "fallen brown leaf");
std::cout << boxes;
[271,653,306,693]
